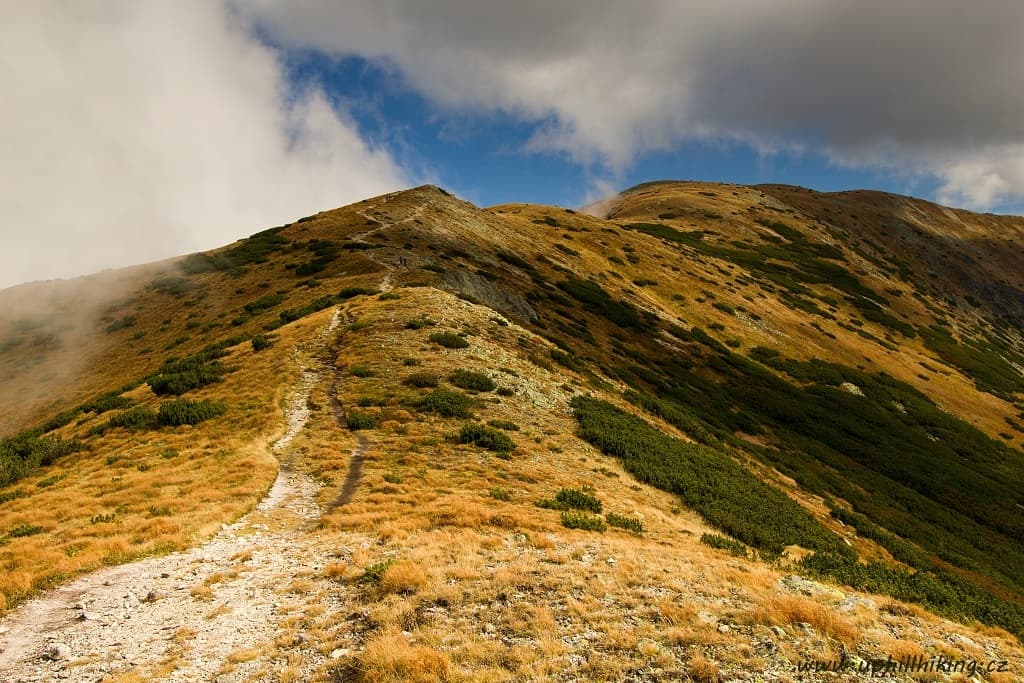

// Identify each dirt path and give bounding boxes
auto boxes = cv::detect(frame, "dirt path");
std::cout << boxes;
[352,194,427,242]
[350,195,429,293]
[329,439,364,511]
[0,310,358,682]
[325,310,365,512]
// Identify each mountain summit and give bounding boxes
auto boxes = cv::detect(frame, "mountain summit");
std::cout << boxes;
[1,182,1023,681]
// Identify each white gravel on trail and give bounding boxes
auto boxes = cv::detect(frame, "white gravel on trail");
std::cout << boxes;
[0,311,349,682]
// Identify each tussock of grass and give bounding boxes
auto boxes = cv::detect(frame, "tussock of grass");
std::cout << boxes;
[380,559,427,595]
[403,372,439,388]
[751,594,859,646]
[354,630,452,683]
[488,487,512,501]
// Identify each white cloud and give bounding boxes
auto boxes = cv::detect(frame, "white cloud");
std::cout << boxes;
[244,0,1024,210]
[933,147,1024,211]
[3,0,1020,288]
[0,1,406,289]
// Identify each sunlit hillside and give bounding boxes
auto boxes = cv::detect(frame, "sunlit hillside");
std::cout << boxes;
[2,183,1023,681]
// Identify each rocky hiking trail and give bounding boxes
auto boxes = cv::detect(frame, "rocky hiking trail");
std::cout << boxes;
[351,192,432,294]
[0,310,366,682]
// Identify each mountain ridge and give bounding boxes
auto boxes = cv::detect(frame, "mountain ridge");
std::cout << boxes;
[2,180,1024,681]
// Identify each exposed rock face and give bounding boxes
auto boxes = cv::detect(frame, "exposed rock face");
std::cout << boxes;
[443,269,538,323]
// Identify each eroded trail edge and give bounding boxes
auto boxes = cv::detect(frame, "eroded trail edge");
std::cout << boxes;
[326,317,365,513]
[0,311,348,682]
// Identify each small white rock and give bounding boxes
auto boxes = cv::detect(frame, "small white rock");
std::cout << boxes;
[45,642,71,661]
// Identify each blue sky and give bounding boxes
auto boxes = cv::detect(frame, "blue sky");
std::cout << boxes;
[3,1,1023,287]
[287,53,931,210]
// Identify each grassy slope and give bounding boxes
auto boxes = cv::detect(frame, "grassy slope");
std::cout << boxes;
[280,286,1022,681]
[493,184,1024,633]
[1,182,1024,676]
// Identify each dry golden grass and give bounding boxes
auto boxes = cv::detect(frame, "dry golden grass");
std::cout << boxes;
[231,549,253,563]
[104,672,149,683]
[323,561,348,580]
[751,594,860,646]
[657,599,698,627]
[205,602,232,620]
[380,559,427,595]
[0,305,367,614]
[279,654,306,683]
[687,653,722,682]
[356,630,452,683]
[189,585,213,601]
[0,267,158,434]
[260,289,1024,681]
[203,570,236,586]
[883,636,929,662]
[172,627,197,644]
[0,201,387,434]
[227,646,263,664]
[3,185,1024,681]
